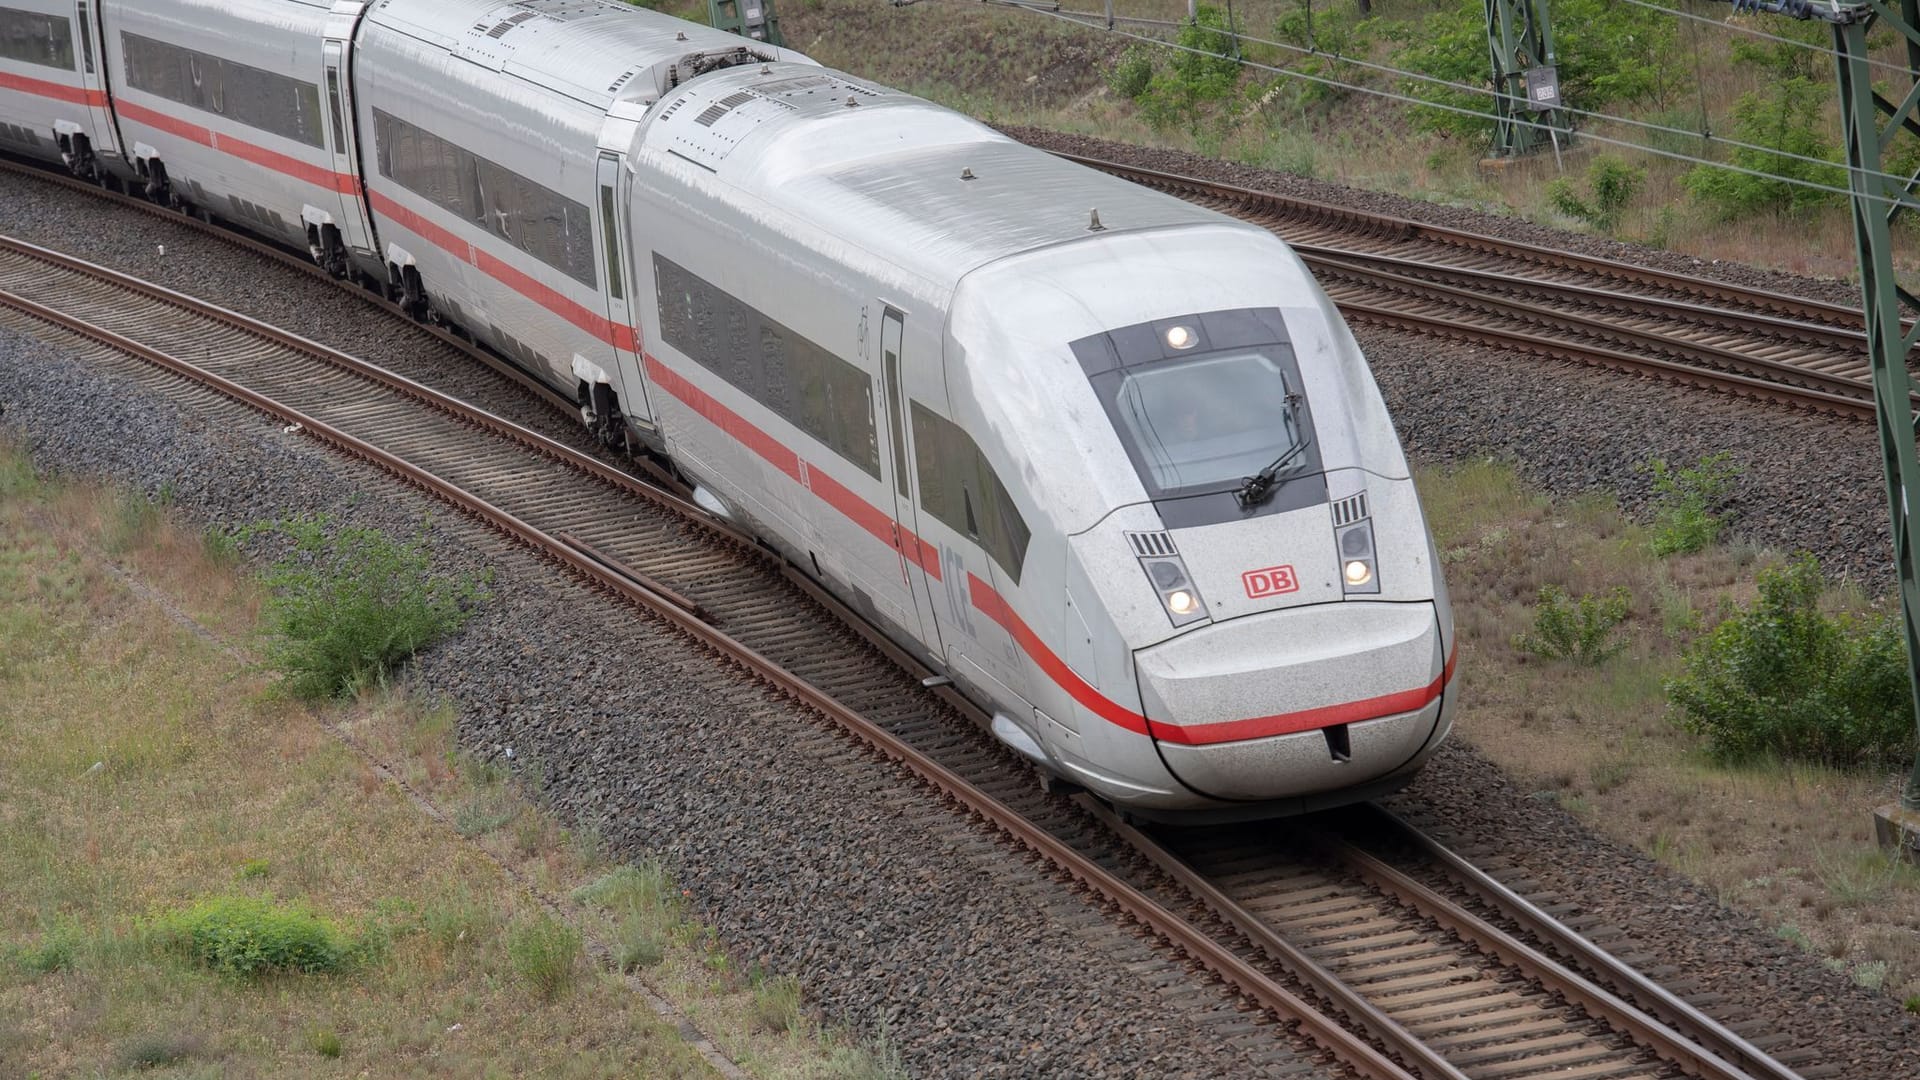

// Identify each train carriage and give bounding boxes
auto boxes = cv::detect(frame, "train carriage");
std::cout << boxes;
[0,1,118,176]
[352,0,810,442]
[97,0,365,261]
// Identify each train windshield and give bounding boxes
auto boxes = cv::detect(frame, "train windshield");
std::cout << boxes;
[1107,348,1308,499]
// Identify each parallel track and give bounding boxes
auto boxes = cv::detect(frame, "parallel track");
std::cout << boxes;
[1059,154,1887,419]
[0,234,1816,1080]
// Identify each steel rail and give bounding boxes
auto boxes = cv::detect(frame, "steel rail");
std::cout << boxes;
[0,258,1417,1080]
[1357,805,1802,1080]
[1313,249,1881,403]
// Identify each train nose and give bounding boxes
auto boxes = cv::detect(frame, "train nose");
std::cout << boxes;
[1133,602,1452,802]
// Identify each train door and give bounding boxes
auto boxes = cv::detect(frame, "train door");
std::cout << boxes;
[595,151,655,432]
[320,7,377,264]
[68,1,120,168]
[877,305,944,658]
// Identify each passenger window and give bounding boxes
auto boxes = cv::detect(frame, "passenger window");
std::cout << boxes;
[326,69,346,153]
[909,401,1028,583]
[75,4,92,74]
[599,184,623,300]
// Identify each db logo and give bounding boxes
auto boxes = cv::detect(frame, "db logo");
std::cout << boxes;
[1242,565,1299,599]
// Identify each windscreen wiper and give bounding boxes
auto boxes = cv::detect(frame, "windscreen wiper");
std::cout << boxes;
[1234,391,1309,508]
[1234,436,1311,508]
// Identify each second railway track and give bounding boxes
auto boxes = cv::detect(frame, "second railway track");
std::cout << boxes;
[0,234,1823,1080]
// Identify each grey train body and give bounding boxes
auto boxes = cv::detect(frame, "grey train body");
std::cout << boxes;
[0,0,1456,820]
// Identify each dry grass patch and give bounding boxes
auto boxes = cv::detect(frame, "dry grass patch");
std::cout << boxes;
[0,441,903,1077]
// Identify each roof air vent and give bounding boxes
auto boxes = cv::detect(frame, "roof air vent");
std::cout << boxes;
[960,167,975,181]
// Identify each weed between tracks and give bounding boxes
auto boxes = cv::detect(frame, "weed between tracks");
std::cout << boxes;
[0,439,903,1078]
[1419,458,1920,1004]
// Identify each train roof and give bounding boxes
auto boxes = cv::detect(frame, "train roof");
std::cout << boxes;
[638,62,1238,293]
[369,0,806,108]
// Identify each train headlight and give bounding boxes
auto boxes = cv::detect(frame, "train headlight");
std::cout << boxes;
[1139,555,1209,627]
[1335,518,1381,595]
[1165,325,1197,350]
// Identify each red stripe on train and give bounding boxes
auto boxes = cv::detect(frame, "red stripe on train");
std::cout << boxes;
[0,70,108,107]
[1148,643,1457,746]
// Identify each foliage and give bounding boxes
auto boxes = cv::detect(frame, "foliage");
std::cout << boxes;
[1392,0,1679,140]
[1546,155,1645,232]
[14,926,79,973]
[242,515,486,700]
[1683,23,1842,218]
[150,896,354,977]
[1170,6,1242,95]
[1271,2,1376,108]
[1683,77,1844,218]
[506,912,583,1000]
[1123,7,1246,132]
[1514,584,1632,665]
[1644,452,1741,557]
[1107,45,1154,100]
[1666,555,1916,768]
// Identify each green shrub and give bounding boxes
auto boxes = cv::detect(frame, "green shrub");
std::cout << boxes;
[244,515,486,700]
[306,1027,343,1058]
[1645,452,1741,556]
[151,896,353,977]
[1393,0,1679,140]
[505,912,582,1000]
[1667,555,1916,768]
[1514,585,1632,664]
[574,864,678,972]
[1683,79,1844,219]
[1546,156,1645,233]
[1170,6,1242,97]
[16,926,79,973]
[1106,45,1153,100]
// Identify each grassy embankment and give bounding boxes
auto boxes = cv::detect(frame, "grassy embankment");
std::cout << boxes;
[0,442,897,1078]
[1420,457,1920,1008]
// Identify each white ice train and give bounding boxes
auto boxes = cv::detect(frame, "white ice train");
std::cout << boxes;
[0,0,1455,820]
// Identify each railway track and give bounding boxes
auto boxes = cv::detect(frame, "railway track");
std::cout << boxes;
[1059,154,1887,420]
[0,234,1820,1080]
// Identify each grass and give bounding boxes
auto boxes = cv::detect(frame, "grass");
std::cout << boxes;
[0,440,897,1077]
[1416,456,1920,1005]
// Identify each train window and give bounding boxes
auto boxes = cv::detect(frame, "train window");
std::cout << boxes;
[598,184,623,300]
[75,4,92,75]
[121,34,323,148]
[1073,309,1321,522]
[0,7,72,70]
[653,253,881,481]
[325,69,346,153]
[909,402,1028,584]
[373,109,595,287]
